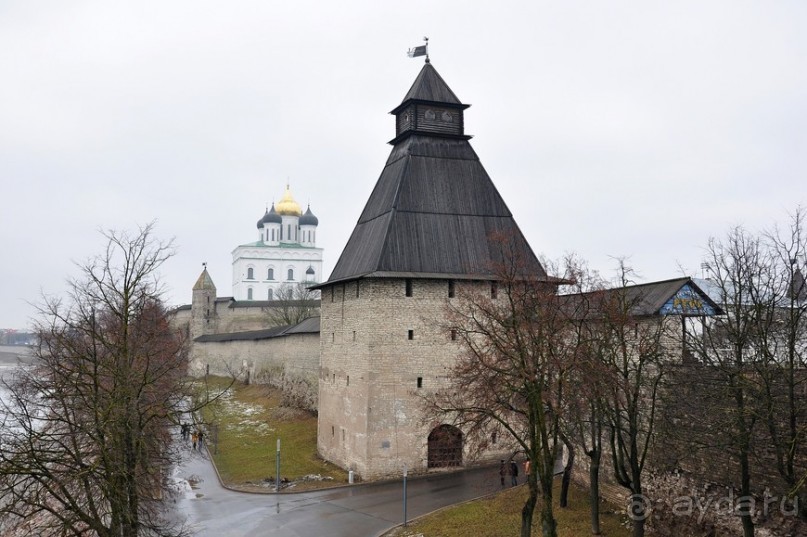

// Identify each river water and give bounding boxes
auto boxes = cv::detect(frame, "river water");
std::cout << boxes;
[0,345,34,400]
[0,345,33,366]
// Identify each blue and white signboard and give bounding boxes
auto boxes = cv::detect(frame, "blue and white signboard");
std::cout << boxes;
[659,283,716,316]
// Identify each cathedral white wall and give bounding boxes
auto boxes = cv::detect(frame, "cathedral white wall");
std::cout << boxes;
[279,215,298,244]
[231,245,323,300]
[300,224,316,247]
[257,223,280,245]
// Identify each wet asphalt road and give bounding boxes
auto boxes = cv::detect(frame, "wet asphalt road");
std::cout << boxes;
[176,448,506,537]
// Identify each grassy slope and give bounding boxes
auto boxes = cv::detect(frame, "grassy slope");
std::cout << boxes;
[390,480,630,537]
[197,377,345,490]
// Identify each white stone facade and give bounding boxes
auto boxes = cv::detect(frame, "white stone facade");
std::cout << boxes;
[231,245,323,301]
[232,186,323,301]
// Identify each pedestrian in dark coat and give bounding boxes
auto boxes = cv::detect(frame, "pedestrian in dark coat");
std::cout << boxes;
[510,460,519,486]
[499,460,506,487]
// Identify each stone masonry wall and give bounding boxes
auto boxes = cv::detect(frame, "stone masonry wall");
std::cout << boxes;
[570,360,807,536]
[188,331,320,411]
[318,278,513,480]
[176,298,321,338]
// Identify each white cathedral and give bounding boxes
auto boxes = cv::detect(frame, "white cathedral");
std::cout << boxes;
[231,185,323,301]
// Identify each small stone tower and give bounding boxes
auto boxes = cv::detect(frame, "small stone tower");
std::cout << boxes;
[314,61,546,478]
[190,266,219,340]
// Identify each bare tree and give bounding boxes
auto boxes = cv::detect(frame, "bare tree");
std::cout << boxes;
[424,240,581,537]
[0,224,196,537]
[263,282,319,326]
[572,386,606,536]
[685,226,774,537]
[596,262,668,537]
[671,214,807,535]
[558,264,609,536]
[761,208,807,518]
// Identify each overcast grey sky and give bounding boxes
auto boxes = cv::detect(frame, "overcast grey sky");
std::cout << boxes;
[2,1,806,329]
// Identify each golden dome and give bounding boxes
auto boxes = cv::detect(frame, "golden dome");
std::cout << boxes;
[275,185,302,216]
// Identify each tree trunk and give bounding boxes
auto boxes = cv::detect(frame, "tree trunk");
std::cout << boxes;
[630,462,646,537]
[588,449,602,535]
[734,381,756,537]
[739,448,755,537]
[521,479,539,537]
[540,493,558,537]
[797,489,807,520]
[559,442,574,508]
[539,453,558,537]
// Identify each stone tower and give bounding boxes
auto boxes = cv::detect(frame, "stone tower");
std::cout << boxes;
[314,61,546,479]
[190,266,219,340]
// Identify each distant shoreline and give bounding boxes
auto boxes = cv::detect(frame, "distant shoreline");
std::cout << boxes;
[0,345,35,366]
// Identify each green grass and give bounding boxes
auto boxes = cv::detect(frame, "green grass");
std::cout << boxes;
[196,376,345,490]
[388,479,630,537]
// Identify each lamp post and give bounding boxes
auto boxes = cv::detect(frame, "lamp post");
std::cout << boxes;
[275,438,281,492]
[402,463,408,527]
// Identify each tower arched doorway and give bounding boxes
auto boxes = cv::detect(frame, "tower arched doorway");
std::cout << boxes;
[427,425,463,468]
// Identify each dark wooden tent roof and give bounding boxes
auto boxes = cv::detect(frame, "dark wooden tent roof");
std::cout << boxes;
[194,324,290,343]
[285,316,321,334]
[392,62,466,112]
[560,277,722,319]
[606,277,713,317]
[318,63,547,287]
[227,299,320,310]
[194,316,320,342]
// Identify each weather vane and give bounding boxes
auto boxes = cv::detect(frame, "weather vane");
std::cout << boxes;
[407,37,429,63]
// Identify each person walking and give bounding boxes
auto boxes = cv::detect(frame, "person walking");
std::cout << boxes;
[499,460,506,487]
[191,431,198,451]
[510,460,519,486]
[198,430,205,451]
